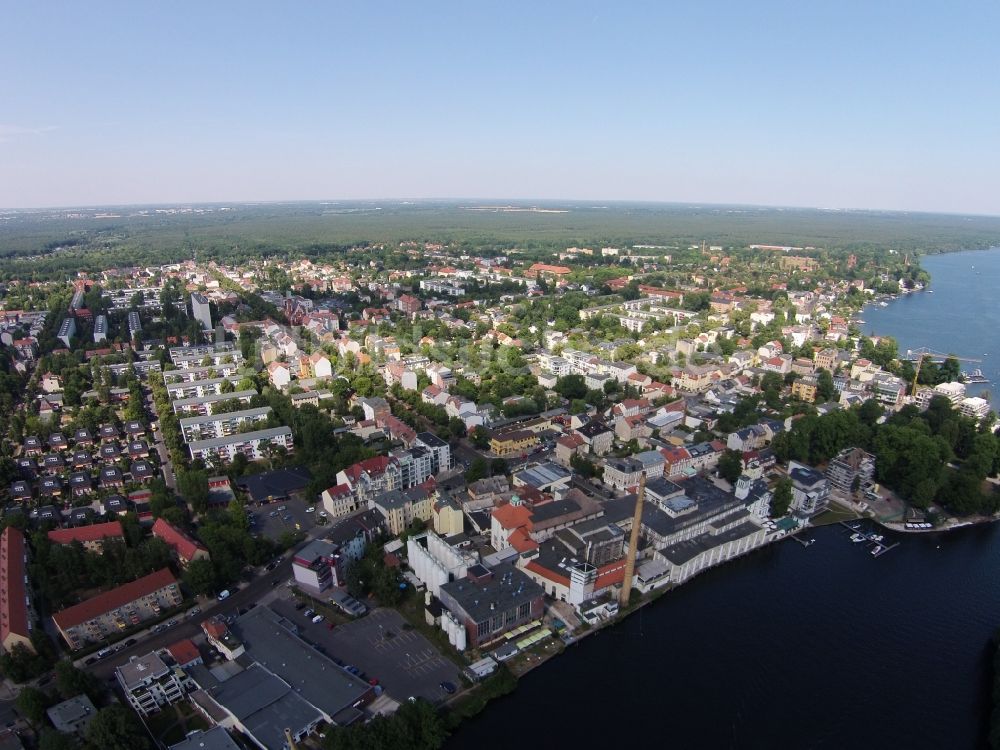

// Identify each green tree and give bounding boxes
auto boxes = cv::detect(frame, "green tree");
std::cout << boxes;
[815,369,835,403]
[717,449,743,483]
[555,374,587,400]
[465,457,488,483]
[16,686,50,727]
[54,659,101,702]
[39,729,76,750]
[84,705,153,750]
[770,478,793,517]
[182,558,219,596]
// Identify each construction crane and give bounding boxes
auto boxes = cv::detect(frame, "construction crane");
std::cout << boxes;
[904,347,981,395]
[619,474,646,607]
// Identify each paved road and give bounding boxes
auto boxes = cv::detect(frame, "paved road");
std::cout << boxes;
[89,556,294,680]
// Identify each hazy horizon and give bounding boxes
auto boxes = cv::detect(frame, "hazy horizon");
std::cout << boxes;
[3,3,998,214]
[4,197,1000,221]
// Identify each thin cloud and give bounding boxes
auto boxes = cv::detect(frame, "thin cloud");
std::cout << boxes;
[0,124,57,143]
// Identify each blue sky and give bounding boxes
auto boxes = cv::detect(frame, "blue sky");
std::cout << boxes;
[2,1,998,213]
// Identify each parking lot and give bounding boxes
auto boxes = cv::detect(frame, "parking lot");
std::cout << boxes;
[271,598,461,703]
[251,499,324,541]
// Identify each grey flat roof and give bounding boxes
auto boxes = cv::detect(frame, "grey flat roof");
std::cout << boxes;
[233,606,370,719]
[117,652,169,690]
[657,521,763,566]
[179,407,271,428]
[171,390,257,407]
[187,426,291,451]
[168,727,241,750]
[166,376,241,394]
[439,564,543,623]
[209,664,320,750]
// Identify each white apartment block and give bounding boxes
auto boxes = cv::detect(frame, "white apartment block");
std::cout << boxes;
[187,426,294,462]
[179,406,272,443]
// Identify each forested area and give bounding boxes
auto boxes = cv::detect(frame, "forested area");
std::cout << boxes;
[772,396,999,515]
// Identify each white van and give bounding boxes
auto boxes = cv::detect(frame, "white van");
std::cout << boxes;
[217,590,231,601]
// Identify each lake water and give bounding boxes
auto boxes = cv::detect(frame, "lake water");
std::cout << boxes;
[449,250,1000,749]
[861,247,1000,404]
[448,523,1000,749]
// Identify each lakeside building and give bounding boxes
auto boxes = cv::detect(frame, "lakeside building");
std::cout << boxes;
[788,460,832,519]
[438,563,545,649]
[826,447,876,494]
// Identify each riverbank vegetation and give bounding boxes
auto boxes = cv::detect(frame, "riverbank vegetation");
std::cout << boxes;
[773,395,999,515]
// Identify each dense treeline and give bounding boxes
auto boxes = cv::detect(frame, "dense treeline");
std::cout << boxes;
[28,518,173,610]
[772,396,999,515]
[3,203,1000,280]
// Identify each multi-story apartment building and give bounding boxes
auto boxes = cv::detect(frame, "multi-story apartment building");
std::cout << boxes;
[127,311,142,339]
[178,406,272,443]
[93,314,108,343]
[171,350,244,370]
[826,447,876,494]
[336,456,401,507]
[116,652,186,716]
[57,318,76,348]
[191,292,213,331]
[162,363,244,383]
[373,487,432,536]
[168,342,236,363]
[52,568,182,649]
[392,446,434,489]
[415,431,451,475]
[187,426,294,463]
[106,287,163,311]
[165,376,241,401]
[171,389,257,416]
[0,527,35,654]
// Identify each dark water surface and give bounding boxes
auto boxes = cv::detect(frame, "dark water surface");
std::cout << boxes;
[862,247,1000,405]
[448,521,998,749]
[449,248,1000,749]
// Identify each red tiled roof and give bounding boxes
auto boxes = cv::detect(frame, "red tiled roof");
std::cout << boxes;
[48,521,124,546]
[152,519,207,562]
[324,483,352,498]
[507,527,538,553]
[0,528,30,646]
[492,503,532,531]
[166,638,201,666]
[52,568,177,631]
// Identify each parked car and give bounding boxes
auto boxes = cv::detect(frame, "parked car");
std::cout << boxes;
[311,614,325,624]
[440,681,457,694]
[305,507,316,514]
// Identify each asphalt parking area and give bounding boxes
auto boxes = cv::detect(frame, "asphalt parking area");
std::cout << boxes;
[330,609,461,703]
[270,601,460,703]
[251,500,320,540]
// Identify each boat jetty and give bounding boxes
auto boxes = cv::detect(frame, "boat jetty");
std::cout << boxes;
[841,521,900,558]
